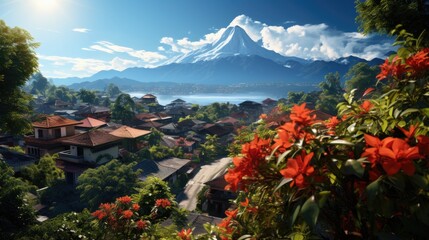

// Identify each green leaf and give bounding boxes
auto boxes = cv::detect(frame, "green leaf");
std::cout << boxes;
[410,174,429,190]
[277,149,291,166]
[274,178,292,192]
[347,123,356,133]
[329,139,354,146]
[342,159,365,178]
[420,108,429,117]
[290,232,305,240]
[366,178,381,210]
[291,204,301,226]
[386,174,405,192]
[238,235,253,240]
[300,196,320,228]
[316,191,330,208]
[380,119,389,132]
[400,108,419,117]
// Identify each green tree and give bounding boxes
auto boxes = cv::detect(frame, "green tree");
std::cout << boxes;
[356,0,429,44]
[112,93,136,125]
[0,20,39,134]
[0,158,36,238]
[17,210,96,240]
[200,134,220,161]
[105,83,121,97]
[77,89,97,104]
[21,154,64,188]
[286,91,305,104]
[46,86,74,103]
[133,176,175,218]
[77,160,142,209]
[145,127,163,146]
[316,72,343,115]
[344,62,379,97]
[30,72,49,96]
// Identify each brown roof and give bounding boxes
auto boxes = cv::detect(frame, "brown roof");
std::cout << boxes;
[262,98,277,105]
[76,117,107,128]
[176,137,195,147]
[135,113,158,121]
[142,94,156,99]
[205,174,229,191]
[32,115,81,129]
[60,130,122,147]
[109,126,151,139]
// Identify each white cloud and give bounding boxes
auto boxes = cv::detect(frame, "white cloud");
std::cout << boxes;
[38,55,141,78]
[73,28,90,33]
[86,41,167,63]
[159,14,394,61]
[128,50,167,63]
[89,44,114,54]
[158,46,165,51]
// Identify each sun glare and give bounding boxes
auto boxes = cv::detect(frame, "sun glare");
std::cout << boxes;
[33,0,58,11]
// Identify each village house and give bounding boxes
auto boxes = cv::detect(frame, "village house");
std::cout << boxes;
[75,117,108,131]
[140,93,158,104]
[203,174,237,217]
[57,130,123,184]
[238,100,263,123]
[74,105,111,122]
[24,115,82,158]
[134,157,191,186]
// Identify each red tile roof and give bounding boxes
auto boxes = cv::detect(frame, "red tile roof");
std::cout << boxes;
[109,126,151,139]
[76,117,107,128]
[175,137,195,147]
[60,130,122,147]
[32,115,81,129]
[142,94,156,99]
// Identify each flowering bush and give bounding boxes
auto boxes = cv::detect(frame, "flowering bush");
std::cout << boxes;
[211,33,429,239]
[91,194,180,239]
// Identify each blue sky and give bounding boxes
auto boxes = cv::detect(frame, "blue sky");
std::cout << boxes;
[1,0,394,78]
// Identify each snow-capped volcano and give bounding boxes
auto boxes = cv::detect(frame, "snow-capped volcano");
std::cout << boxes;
[168,25,291,64]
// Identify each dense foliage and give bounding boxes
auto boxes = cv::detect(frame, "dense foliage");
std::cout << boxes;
[0,20,39,134]
[207,33,429,239]
[76,160,142,209]
[21,154,64,188]
[0,159,36,238]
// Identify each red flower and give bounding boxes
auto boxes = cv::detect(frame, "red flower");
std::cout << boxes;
[155,198,171,208]
[279,151,314,188]
[177,228,193,240]
[376,56,407,80]
[117,196,132,204]
[225,208,238,219]
[362,87,375,97]
[289,103,316,126]
[122,210,133,219]
[360,100,373,114]
[259,113,267,120]
[362,134,421,176]
[406,48,429,77]
[225,134,271,191]
[91,210,106,220]
[136,219,147,229]
[132,203,140,211]
[240,198,257,213]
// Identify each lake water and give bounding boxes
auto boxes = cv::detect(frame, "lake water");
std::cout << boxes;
[127,92,276,106]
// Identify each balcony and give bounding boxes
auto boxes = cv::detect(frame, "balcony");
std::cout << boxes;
[58,150,85,164]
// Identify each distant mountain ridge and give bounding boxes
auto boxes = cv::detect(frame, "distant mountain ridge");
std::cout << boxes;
[53,26,384,88]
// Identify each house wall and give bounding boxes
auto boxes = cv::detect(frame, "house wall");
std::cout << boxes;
[35,126,75,139]
[83,146,119,163]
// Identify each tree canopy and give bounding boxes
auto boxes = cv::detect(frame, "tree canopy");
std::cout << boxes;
[356,0,429,44]
[111,93,136,125]
[77,160,142,209]
[0,158,36,238]
[0,20,39,134]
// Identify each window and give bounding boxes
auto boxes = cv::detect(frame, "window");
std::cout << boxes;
[37,129,44,138]
[54,128,61,138]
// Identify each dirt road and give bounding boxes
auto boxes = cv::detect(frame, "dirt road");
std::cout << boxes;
[177,157,231,211]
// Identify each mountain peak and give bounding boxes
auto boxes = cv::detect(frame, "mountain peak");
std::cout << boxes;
[168,25,289,64]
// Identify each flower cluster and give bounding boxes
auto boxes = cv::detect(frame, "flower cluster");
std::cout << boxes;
[155,198,171,208]
[217,209,238,240]
[91,196,151,239]
[177,228,193,240]
[376,48,429,80]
